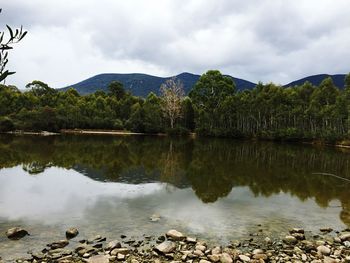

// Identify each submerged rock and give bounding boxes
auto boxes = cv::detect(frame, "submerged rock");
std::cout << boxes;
[47,240,69,249]
[283,235,298,245]
[87,254,110,263]
[66,227,79,239]
[5,227,29,240]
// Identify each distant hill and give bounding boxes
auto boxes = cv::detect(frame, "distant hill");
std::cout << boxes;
[60,72,257,97]
[285,74,347,88]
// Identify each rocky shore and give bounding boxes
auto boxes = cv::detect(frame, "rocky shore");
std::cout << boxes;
[2,227,350,263]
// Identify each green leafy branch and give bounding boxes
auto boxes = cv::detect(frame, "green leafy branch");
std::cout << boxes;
[0,8,27,82]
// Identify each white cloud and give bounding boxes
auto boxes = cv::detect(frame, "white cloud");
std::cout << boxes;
[1,0,350,88]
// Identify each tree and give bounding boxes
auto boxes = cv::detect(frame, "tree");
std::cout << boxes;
[0,9,27,82]
[108,81,125,100]
[160,78,184,129]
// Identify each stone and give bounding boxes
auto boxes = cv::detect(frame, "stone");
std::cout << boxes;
[292,233,305,240]
[87,255,110,263]
[208,254,220,262]
[105,240,121,250]
[47,240,69,249]
[199,260,211,263]
[5,227,29,240]
[252,249,264,255]
[212,246,221,255]
[220,253,233,263]
[323,257,337,263]
[340,233,350,241]
[252,253,267,260]
[283,235,298,245]
[290,228,304,234]
[117,253,125,260]
[238,255,251,262]
[264,237,272,244]
[111,248,129,256]
[301,254,307,261]
[320,228,333,233]
[166,230,185,241]
[65,228,79,239]
[317,245,331,256]
[154,241,176,254]
[345,241,350,247]
[150,214,161,222]
[193,250,204,256]
[186,237,197,243]
[195,245,206,252]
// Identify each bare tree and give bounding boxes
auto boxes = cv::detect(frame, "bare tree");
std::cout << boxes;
[160,77,184,129]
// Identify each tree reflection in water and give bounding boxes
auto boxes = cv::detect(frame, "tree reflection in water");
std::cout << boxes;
[0,134,349,226]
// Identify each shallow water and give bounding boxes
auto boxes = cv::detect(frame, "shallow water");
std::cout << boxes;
[0,135,349,260]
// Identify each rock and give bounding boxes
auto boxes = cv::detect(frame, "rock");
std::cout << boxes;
[220,253,233,263]
[110,248,129,256]
[252,253,267,260]
[212,246,221,255]
[194,250,204,256]
[317,245,331,256]
[154,241,176,254]
[292,233,305,240]
[238,255,251,262]
[5,227,29,240]
[87,255,110,263]
[105,240,121,250]
[320,228,333,233]
[290,228,304,234]
[166,230,185,241]
[301,253,307,261]
[47,240,69,249]
[208,254,220,262]
[252,249,264,255]
[65,228,79,239]
[117,253,125,260]
[199,260,211,263]
[264,237,272,244]
[323,256,337,263]
[344,241,350,247]
[131,260,139,263]
[283,235,298,245]
[340,233,350,241]
[150,214,161,222]
[195,244,206,252]
[186,237,196,243]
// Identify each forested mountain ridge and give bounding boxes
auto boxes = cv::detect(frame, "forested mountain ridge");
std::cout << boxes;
[285,74,347,88]
[60,72,348,97]
[59,72,257,96]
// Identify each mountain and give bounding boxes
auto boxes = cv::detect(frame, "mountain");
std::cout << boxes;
[285,74,347,88]
[60,72,257,97]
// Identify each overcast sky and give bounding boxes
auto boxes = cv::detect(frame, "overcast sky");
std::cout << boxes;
[1,0,350,89]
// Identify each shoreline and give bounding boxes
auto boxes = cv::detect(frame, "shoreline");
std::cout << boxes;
[3,129,350,150]
[4,227,350,263]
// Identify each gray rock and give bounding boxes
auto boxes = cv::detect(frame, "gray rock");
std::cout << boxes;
[199,260,211,263]
[166,229,185,241]
[212,246,221,255]
[208,254,220,262]
[65,228,79,239]
[290,228,304,234]
[154,241,176,254]
[5,227,29,240]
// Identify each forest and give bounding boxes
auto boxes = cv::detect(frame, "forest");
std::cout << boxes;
[1,70,350,142]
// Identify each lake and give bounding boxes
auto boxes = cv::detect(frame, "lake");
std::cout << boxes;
[0,134,349,260]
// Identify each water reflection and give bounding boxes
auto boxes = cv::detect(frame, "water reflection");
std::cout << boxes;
[0,134,349,227]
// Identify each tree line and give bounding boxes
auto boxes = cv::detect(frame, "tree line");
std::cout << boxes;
[1,70,350,142]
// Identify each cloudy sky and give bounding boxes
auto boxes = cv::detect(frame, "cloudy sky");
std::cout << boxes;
[1,0,350,89]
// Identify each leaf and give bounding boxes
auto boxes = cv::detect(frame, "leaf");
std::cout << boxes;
[6,25,14,40]
[19,31,27,41]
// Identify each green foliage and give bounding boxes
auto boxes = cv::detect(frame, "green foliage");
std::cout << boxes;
[1,70,350,141]
[0,9,27,82]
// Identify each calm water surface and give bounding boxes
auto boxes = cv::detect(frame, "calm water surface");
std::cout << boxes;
[0,135,350,260]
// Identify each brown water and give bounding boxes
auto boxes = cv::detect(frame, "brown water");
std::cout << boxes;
[0,134,349,261]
